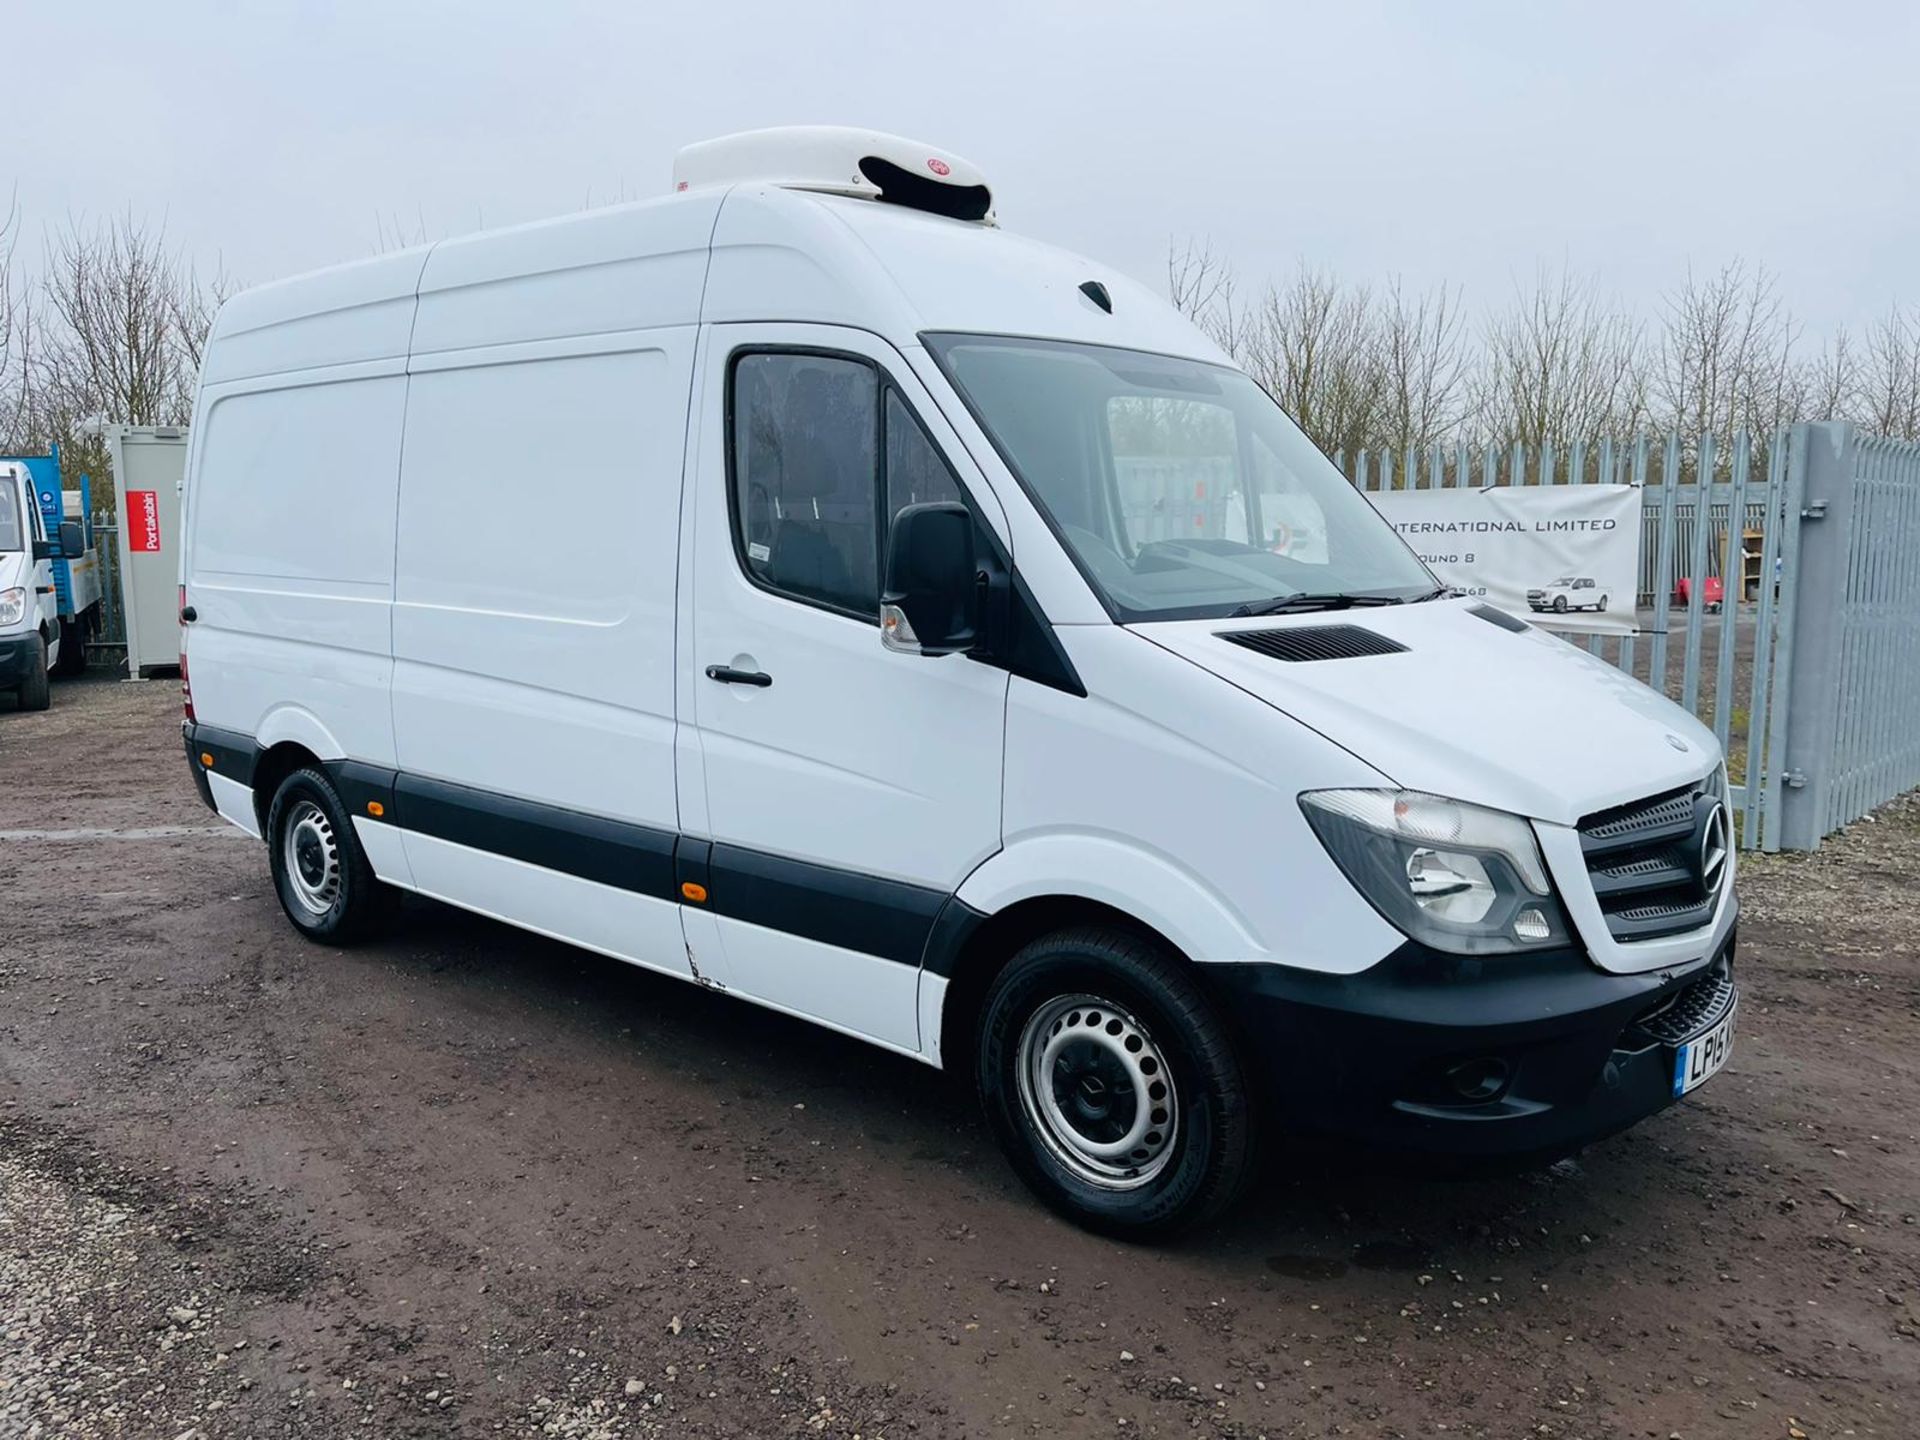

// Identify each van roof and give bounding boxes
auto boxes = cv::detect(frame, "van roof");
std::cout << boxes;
[203,184,1229,386]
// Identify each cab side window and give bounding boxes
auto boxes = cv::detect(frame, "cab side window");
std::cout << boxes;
[729,351,970,621]
[885,390,964,526]
[731,352,880,618]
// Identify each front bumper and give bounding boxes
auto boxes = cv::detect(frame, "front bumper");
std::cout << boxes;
[0,633,38,685]
[1200,917,1738,1160]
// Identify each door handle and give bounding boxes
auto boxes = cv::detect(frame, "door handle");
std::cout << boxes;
[705,664,772,688]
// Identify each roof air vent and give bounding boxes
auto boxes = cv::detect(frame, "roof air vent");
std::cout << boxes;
[672,126,996,224]
[1217,625,1409,663]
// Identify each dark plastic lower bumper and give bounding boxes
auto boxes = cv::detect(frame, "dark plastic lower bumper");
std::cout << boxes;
[183,723,216,811]
[1199,917,1738,1161]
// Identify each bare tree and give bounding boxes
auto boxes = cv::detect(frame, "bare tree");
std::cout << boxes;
[1240,266,1384,460]
[1475,267,1647,457]
[1799,327,1860,426]
[1858,304,1920,440]
[36,212,194,430]
[1374,277,1469,453]
[11,211,235,500]
[168,255,234,378]
[1166,238,1243,357]
[1654,260,1802,442]
[0,189,27,449]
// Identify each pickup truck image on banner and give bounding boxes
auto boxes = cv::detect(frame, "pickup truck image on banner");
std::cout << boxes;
[1364,483,1643,635]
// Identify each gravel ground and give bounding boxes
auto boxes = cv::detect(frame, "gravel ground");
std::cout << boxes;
[1,672,1915,1439]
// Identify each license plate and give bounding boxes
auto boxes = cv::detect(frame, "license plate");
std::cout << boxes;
[1672,1004,1735,1097]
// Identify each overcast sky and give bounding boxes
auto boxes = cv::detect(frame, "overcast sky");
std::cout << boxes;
[8,1,1916,341]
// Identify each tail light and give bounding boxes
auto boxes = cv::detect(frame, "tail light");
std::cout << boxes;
[179,584,195,722]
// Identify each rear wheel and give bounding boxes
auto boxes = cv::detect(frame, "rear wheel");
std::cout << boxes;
[17,635,50,711]
[266,767,387,944]
[53,616,89,676]
[1598,594,1609,612]
[976,925,1254,1239]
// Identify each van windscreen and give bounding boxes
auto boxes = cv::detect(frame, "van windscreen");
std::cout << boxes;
[923,335,1435,623]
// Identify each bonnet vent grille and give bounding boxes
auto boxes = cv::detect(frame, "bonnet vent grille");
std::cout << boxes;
[1469,603,1530,633]
[1217,625,1408,663]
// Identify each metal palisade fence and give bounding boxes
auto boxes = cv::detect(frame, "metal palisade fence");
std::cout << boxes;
[72,428,1919,852]
[89,517,131,649]
[1340,424,1920,851]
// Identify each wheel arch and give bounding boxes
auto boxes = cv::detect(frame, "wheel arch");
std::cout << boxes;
[932,893,1193,1078]
[248,707,346,832]
[930,833,1274,1074]
[250,740,327,834]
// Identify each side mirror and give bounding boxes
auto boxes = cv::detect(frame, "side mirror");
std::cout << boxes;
[58,520,86,557]
[882,502,979,656]
[31,539,53,562]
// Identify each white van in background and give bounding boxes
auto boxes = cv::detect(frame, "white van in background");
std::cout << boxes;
[1,461,85,711]
[181,128,1738,1236]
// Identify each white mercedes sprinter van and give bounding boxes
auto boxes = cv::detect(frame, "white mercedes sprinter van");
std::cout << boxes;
[1,460,84,710]
[180,128,1737,1236]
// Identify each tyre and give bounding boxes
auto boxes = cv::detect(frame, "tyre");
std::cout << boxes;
[1598,594,1609,613]
[976,925,1255,1239]
[53,617,88,676]
[265,766,387,944]
[1552,595,1568,613]
[17,635,51,711]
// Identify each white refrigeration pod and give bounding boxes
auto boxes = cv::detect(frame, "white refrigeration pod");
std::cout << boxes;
[105,424,188,677]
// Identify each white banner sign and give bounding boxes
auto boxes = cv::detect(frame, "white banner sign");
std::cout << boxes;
[1366,483,1643,635]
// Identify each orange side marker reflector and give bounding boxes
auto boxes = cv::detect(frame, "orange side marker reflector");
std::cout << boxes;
[366,801,385,818]
[199,752,214,768]
[680,881,708,904]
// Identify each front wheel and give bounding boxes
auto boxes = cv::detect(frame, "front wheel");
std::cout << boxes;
[266,767,388,944]
[17,635,50,711]
[976,926,1254,1239]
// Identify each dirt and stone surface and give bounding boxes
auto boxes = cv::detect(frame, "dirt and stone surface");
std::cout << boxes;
[1,673,1915,1439]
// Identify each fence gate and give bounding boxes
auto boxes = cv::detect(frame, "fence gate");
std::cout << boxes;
[1774,425,1920,849]
[1341,423,1920,851]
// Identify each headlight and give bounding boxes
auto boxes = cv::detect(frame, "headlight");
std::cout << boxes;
[0,588,25,628]
[1707,760,1729,806]
[1300,789,1570,955]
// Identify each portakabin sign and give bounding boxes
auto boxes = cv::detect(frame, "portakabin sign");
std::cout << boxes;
[127,489,163,553]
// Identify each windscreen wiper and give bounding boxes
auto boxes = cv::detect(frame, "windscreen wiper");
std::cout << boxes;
[1228,592,1408,618]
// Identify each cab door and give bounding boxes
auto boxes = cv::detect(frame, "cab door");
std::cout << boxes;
[678,324,1009,1053]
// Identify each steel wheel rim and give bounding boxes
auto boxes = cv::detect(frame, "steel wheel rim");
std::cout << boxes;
[1015,993,1178,1191]
[283,799,341,917]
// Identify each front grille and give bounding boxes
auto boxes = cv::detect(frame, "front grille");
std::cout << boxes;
[1578,780,1726,941]
[1634,962,1736,1044]
[1583,788,1697,842]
